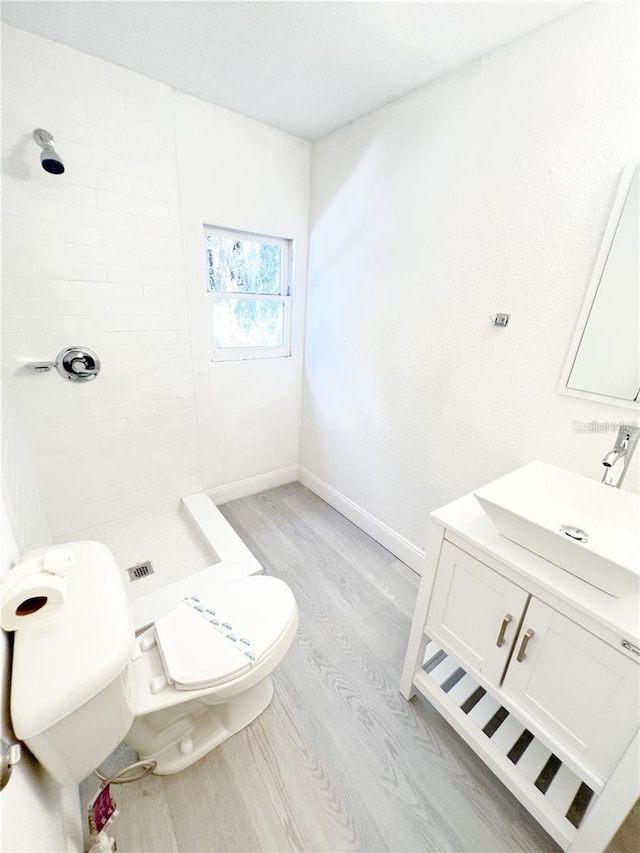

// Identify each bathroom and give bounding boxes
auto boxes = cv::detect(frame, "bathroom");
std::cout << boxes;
[1,1,638,851]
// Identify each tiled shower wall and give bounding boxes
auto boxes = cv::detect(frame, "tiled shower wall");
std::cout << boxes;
[1,25,202,539]
[1,389,51,554]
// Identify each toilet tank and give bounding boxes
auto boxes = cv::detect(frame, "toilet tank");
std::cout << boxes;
[10,541,135,786]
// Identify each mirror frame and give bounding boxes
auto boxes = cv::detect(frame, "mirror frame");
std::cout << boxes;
[558,162,639,411]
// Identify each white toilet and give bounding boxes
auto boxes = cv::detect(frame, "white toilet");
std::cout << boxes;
[9,541,298,786]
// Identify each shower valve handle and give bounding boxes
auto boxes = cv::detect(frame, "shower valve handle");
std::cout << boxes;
[25,346,101,383]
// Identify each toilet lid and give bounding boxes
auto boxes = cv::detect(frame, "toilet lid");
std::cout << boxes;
[154,576,296,690]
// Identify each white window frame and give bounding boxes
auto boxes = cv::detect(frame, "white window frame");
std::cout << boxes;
[204,224,293,362]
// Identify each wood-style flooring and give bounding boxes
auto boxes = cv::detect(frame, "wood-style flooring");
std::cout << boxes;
[110,483,637,852]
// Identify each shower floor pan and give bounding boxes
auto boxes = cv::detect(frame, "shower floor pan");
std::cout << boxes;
[94,493,263,632]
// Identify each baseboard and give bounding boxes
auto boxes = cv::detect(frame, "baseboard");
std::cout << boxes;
[205,464,425,574]
[206,466,300,505]
[299,467,425,575]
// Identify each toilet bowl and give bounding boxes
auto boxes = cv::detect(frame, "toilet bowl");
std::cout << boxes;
[9,541,297,785]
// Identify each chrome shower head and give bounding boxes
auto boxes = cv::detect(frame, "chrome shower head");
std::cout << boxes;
[33,128,65,175]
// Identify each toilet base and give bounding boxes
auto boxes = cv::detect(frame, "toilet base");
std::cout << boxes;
[125,676,274,774]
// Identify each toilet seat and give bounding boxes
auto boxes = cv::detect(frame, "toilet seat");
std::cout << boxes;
[154,576,296,691]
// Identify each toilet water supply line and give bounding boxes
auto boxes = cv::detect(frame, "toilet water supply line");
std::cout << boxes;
[93,760,157,784]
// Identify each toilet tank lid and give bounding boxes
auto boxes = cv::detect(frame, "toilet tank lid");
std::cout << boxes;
[10,541,134,740]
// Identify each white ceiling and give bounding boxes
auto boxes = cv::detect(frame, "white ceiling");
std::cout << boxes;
[1,1,581,140]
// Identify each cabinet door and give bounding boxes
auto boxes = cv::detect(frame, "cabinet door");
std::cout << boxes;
[426,542,529,684]
[503,597,640,779]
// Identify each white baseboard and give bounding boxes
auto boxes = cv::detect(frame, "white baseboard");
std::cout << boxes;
[206,466,300,506]
[299,467,425,575]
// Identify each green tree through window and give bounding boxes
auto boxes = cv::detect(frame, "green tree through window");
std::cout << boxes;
[204,226,292,359]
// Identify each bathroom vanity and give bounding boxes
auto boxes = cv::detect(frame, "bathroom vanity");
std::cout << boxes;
[400,471,639,852]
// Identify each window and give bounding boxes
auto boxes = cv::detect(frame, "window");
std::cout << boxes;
[204,225,293,361]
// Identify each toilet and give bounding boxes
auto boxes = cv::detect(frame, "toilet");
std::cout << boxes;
[9,541,298,786]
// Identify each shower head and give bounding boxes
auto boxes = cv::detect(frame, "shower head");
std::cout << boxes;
[33,128,65,174]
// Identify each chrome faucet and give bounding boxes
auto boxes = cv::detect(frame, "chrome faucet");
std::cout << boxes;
[601,424,640,488]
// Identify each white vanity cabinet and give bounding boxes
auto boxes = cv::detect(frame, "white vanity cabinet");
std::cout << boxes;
[401,495,640,853]
[426,542,529,683]
[501,597,639,780]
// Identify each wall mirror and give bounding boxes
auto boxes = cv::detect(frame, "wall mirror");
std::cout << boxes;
[559,164,639,409]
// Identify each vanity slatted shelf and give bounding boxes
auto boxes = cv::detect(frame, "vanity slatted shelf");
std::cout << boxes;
[401,491,639,852]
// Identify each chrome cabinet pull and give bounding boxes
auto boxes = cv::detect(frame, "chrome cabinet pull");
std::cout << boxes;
[496,613,513,648]
[516,628,535,663]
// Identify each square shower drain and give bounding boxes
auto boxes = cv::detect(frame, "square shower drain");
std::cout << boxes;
[127,560,154,581]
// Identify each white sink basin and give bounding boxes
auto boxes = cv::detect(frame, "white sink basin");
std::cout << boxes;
[474,462,640,597]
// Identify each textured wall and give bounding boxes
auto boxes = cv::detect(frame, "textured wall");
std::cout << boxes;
[302,3,640,554]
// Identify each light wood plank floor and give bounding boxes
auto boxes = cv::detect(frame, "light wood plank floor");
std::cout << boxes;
[110,484,637,853]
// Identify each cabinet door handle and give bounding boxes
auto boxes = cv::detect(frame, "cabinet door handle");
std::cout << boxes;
[495,613,513,647]
[516,628,535,662]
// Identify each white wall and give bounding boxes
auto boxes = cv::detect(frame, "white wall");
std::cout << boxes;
[2,388,51,553]
[1,427,82,851]
[1,24,310,536]
[175,94,311,498]
[302,2,640,566]
[1,24,200,540]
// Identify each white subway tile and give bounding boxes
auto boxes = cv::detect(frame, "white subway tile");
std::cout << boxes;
[2,25,201,540]
[80,52,168,100]
[128,408,197,430]
[2,195,58,219]
[3,237,67,261]
[3,175,98,207]
[75,315,146,333]
[84,86,126,126]
[100,230,182,254]
[3,296,108,316]
[107,266,174,285]
[151,372,195,387]
[103,358,193,379]
[3,314,77,334]
[1,278,145,300]
[55,201,182,236]
[3,331,84,352]
[27,427,96,459]
[94,418,130,436]
[86,330,179,348]
[2,257,108,281]
[72,502,176,540]
[56,139,133,173]
[145,315,190,331]
[2,216,102,246]
[108,299,184,317]
[142,284,185,300]
[152,397,195,413]
[133,384,195,401]
[62,164,134,194]
[4,25,83,75]
[1,50,37,85]
[3,177,97,208]
[34,83,88,123]
[131,177,179,203]
[65,244,139,266]
[97,189,168,219]
[137,251,184,270]
[136,429,199,453]
[92,402,173,422]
